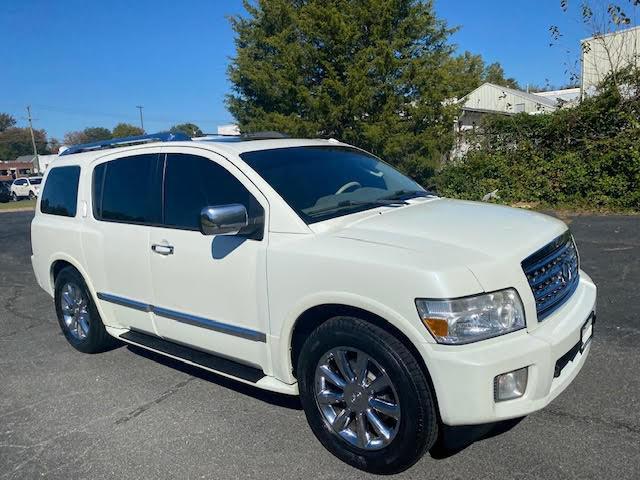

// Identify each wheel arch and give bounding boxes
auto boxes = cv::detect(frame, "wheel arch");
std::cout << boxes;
[288,303,441,421]
[48,254,97,302]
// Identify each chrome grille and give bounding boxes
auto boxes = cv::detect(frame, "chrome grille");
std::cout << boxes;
[521,231,580,321]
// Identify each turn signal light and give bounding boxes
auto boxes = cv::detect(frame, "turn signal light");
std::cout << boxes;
[423,317,449,337]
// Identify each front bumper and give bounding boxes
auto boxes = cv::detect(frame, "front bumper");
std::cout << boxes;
[424,271,597,426]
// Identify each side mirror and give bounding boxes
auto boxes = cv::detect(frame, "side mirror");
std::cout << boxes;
[200,204,249,236]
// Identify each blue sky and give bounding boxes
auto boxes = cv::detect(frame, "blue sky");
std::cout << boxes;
[1,0,598,140]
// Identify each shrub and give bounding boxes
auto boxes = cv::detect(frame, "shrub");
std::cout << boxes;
[435,69,640,211]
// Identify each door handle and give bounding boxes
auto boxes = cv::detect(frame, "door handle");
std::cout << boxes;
[151,244,174,255]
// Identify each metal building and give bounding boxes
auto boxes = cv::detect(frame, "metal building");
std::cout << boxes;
[456,83,557,131]
[581,25,640,96]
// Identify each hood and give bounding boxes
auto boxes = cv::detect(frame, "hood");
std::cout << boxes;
[331,198,567,288]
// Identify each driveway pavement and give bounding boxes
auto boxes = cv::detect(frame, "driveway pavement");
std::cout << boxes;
[1,211,639,479]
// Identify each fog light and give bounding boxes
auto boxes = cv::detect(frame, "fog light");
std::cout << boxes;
[494,367,528,402]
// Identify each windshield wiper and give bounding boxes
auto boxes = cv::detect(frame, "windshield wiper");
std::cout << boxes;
[382,189,437,201]
[307,198,408,216]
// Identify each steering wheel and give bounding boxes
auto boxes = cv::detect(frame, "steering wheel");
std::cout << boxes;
[335,181,362,195]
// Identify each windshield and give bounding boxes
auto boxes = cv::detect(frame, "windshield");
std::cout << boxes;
[241,146,427,223]
[29,178,42,185]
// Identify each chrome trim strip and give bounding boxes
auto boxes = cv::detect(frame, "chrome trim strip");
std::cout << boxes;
[97,292,152,312]
[96,292,266,343]
[152,306,266,342]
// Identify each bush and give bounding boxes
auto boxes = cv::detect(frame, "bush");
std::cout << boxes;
[435,69,640,211]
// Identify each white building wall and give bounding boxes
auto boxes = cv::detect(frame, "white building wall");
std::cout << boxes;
[462,84,556,115]
[582,26,640,95]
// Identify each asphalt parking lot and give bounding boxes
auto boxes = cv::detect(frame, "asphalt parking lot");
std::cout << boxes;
[1,210,639,479]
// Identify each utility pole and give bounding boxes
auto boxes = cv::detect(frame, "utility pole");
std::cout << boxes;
[136,105,144,132]
[26,106,39,173]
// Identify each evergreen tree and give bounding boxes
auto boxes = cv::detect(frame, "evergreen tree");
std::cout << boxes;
[227,0,459,179]
[170,123,203,137]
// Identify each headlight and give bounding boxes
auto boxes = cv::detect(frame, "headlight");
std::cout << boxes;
[415,288,525,344]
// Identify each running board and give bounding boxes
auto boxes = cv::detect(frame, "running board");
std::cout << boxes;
[120,330,264,383]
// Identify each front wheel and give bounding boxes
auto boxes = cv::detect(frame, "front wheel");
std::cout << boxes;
[298,317,438,474]
[28,191,35,200]
[11,192,18,202]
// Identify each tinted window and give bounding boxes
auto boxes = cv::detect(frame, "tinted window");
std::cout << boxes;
[164,154,259,230]
[29,178,42,185]
[241,146,424,223]
[92,163,106,218]
[40,166,81,217]
[15,179,27,186]
[98,154,162,224]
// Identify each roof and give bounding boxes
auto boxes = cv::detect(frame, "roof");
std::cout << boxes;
[581,24,640,43]
[15,155,36,163]
[193,137,344,154]
[459,82,558,109]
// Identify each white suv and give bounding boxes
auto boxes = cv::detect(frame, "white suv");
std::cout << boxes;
[11,176,42,201]
[31,133,596,473]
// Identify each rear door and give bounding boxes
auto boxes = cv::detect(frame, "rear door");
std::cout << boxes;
[82,149,163,335]
[148,148,270,370]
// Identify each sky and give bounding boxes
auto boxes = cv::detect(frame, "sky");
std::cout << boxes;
[0,0,601,140]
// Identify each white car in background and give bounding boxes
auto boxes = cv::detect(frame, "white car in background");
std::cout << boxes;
[30,132,596,473]
[11,176,42,201]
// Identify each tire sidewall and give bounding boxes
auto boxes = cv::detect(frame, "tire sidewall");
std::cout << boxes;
[298,317,436,473]
[54,268,103,353]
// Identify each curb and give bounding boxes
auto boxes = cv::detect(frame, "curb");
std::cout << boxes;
[0,207,35,214]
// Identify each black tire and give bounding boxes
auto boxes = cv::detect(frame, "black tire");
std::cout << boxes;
[28,191,35,200]
[54,266,115,353]
[11,192,18,202]
[298,316,438,474]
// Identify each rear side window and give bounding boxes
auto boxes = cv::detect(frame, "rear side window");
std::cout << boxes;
[163,153,259,230]
[40,166,81,217]
[94,154,162,224]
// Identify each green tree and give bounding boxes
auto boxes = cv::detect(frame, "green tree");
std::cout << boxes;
[482,62,520,89]
[227,0,459,179]
[443,53,520,97]
[0,113,16,132]
[170,123,203,137]
[0,127,49,160]
[63,127,113,146]
[443,51,486,98]
[112,123,144,138]
[83,127,112,142]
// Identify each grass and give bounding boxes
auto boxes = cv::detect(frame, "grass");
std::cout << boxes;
[0,199,36,211]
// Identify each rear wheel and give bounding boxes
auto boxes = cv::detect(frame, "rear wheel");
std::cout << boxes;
[54,267,115,353]
[298,316,438,474]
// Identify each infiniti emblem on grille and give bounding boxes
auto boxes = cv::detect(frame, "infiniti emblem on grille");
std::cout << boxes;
[561,261,572,284]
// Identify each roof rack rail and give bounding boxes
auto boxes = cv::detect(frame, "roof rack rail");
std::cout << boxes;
[193,131,290,143]
[59,131,191,156]
[242,131,289,139]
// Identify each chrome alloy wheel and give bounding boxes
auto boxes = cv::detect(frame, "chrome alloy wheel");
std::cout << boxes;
[314,347,401,450]
[60,282,90,340]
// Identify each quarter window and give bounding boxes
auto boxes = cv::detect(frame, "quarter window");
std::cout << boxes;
[163,154,260,230]
[95,154,162,224]
[40,166,81,217]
